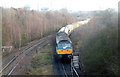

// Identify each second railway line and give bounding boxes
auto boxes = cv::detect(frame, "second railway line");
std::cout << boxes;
[1,19,90,76]
[1,35,54,76]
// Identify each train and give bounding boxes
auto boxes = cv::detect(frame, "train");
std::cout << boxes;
[56,19,90,59]
[56,27,73,59]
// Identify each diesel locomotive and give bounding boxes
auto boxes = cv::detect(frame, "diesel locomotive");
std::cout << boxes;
[56,27,73,59]
[55,19,90,59]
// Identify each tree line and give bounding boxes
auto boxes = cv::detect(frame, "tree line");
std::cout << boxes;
[2,8,76,50]
[70,8,118,75]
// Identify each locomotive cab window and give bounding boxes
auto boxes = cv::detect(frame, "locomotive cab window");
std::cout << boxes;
[57,40,72,49]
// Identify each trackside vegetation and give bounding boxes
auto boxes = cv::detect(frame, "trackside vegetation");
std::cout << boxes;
[70,8,119,75]
[2,7,76,50]
[28,45,54,75]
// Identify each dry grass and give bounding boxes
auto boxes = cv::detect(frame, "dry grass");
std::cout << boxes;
[28,45,54,75]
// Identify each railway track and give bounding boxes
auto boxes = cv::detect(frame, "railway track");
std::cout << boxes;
[0,35,53,76]
[71,58,79,77]
[55,19,90,76]
[61,55,80,77]
[61,63,68,77]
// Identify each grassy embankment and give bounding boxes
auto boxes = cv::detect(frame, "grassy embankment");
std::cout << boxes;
[70,9,119,75]
[28,44,54,75]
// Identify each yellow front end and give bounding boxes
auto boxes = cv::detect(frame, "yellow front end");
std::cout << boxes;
[57,49,72,54]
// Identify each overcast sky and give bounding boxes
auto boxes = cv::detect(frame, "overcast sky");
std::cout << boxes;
[0,0,119,11]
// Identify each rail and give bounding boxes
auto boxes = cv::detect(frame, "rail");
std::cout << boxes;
[1,35,53,76]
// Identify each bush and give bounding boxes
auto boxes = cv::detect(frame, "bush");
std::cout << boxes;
[70,9,118,75]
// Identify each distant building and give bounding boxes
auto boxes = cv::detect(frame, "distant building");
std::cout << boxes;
[24,5,30,10]
[41,8,49,11]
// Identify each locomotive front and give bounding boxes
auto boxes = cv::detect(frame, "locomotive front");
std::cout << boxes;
[56,32,72,59]
[56,40,72,58]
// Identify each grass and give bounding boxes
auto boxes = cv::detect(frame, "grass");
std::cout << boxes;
[28,45,54,75]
